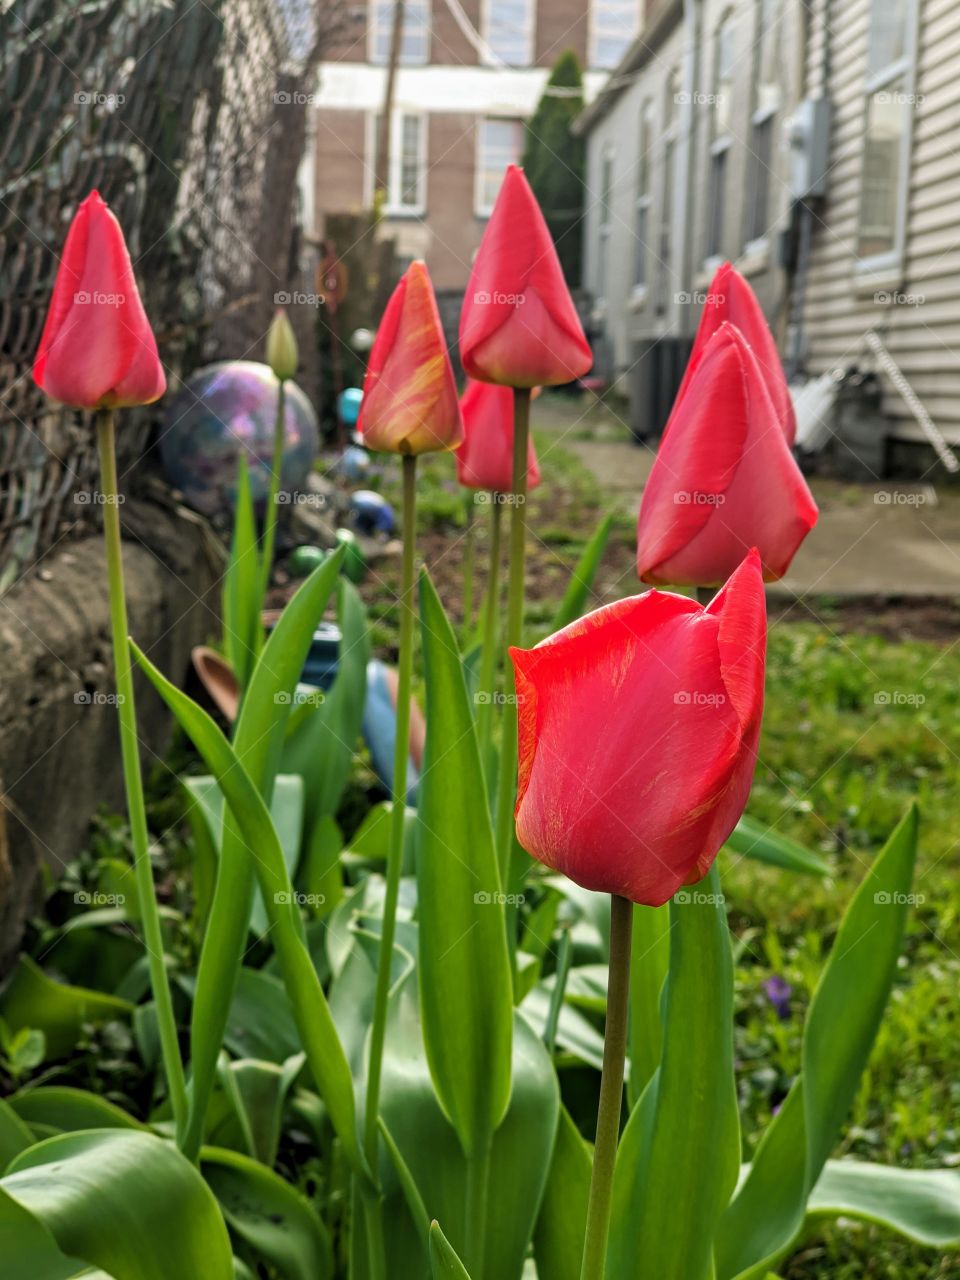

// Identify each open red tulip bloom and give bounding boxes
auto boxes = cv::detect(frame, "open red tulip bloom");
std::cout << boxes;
[456,379,541,493]
[510,550,766,907]
[33,191,166,410]
[358,260,463,455]
[637,323,818,586]
[460,165,592,389]
[671,262,796,446]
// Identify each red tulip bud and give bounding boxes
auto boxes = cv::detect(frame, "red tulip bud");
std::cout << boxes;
[672,262,796,445]
[510,549,766,906]
[33,191,166,410]
[358,261,463,454]
[637,323,818,586]
[456,379,541,493]
[460,165,592,388]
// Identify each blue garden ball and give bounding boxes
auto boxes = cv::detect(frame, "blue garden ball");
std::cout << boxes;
[160,361,319,518]
[338,386,363,426]
[350,489,395,537]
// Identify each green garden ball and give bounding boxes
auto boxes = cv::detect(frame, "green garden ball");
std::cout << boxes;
[288,545,329,578]
[336,528,366,583]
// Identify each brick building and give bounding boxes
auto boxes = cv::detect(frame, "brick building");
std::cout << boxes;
[309,0,635,290]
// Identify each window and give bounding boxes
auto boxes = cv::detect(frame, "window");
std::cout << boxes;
[482,0,533,65]
[476,117,524,214]
[704,13,735,263]
[655,68,681,314]
[589,0,639,70]
[744,0,783,246]
[633,99,654,290]
[596,145,614,303]
[370,0,429,64]
[857,0,917,266]
[374,111,426,214]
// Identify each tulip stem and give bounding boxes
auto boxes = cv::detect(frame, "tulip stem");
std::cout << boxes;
[493,387,531,888]
[476,497,503,767]
[579,894,633,1280]
[258,377,287,607]
[364,451,417,1170]
[462,493,476,633]
[95,409,188,1144]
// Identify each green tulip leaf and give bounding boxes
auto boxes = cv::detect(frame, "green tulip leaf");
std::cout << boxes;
[533,1105,591,1280]
[607,866,739,1280]
[415,571,513,1156]
[725,815,830,877]
[211,1054,304,1165]
[281,579,370,829]
[806,1159,960,1247]
[202,1145,333,1279]
[3,1128,232,1279]
[627,903,670,1106]
[8,1087,146,1140]
[185,774,305,936]
[715,805,919,1280]
[222,453,261,691]
[0,1098,34,1171]
[550,512,614,631]
[378,971,559,1280]
[429,1220,472,1279]
[132,632,363,1176]
[0,956,132,1060]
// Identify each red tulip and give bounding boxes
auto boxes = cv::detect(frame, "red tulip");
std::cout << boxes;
[456,380,542,493]
[358,261,463,454]
[510,549,766,907]
[637,323,818,586]
[673,262,796,445]
[33,191,166,410]
[460,165,592,389]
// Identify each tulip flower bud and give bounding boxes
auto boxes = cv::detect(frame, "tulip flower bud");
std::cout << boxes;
[358,261,463,455]
[672,262,796,445]
[460,165,592,388]
[510,549,766,906]
[456,380,541,493]
[637,323,818,586]
[266,307,298,381]
[33,191,166,410]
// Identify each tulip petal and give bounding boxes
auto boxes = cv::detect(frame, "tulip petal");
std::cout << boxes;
[456,380,541,492]
[670,261,796,445]
[637,323,818,586]
[33,190,165,410]
[359,261,463,454]
[460,166,591,388]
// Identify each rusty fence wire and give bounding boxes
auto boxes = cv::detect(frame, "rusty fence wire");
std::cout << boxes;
[0,0,325,591]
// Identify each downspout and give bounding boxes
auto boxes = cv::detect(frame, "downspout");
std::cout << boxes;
[785,0,830,378]
[674,0,700,336]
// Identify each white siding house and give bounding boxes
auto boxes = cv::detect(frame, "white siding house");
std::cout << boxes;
[579,0,960,458]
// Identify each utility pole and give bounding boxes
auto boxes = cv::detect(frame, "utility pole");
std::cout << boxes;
[374,0,405,204]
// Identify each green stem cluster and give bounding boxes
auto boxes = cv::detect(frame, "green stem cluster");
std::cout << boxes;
[95,409,188,1143]
[475,498,503,763]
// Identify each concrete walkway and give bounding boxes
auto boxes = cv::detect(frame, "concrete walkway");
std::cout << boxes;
[536,400,960,598]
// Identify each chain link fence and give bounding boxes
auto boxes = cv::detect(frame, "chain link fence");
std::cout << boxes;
[0,0,328,591]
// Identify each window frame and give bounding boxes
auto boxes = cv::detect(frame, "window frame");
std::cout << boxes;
[480,0,535,66]
[474,115,525,217]
[366,109,428,216]
[368,0,430,66]
[855,0,919,276]
[703,9,736,270]
[588,0,640,71]
[632,98,655,298]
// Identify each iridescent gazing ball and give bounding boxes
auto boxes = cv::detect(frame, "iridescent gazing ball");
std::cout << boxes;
[160,361,319,518]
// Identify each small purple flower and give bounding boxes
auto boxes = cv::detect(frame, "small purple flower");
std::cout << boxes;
[764,974,793,1021]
